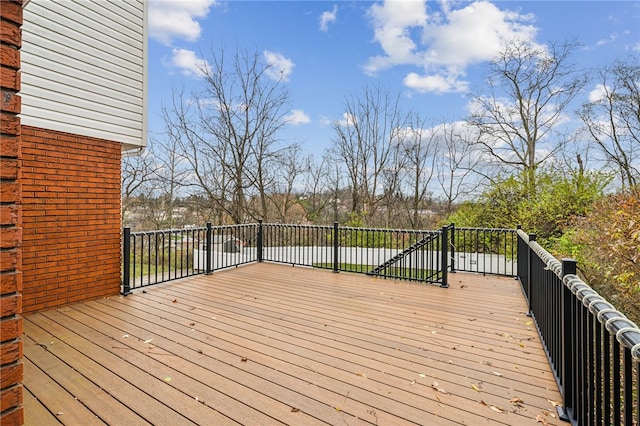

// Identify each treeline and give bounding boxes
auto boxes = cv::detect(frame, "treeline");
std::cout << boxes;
[123,40,638,233]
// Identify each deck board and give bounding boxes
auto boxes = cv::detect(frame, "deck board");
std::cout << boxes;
[23,263,562,425]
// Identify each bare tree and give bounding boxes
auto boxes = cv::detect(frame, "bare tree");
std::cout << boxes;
[468,39,588,196]
[435,121,484,213]
[400,114,439,229]
[578,56,640,188]
[121,143,159,228]
[162,46,294,224]
[330,85,408,224]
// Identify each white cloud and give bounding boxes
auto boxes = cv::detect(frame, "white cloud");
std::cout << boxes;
[365,0,539,94]
[263,51,295,82]
[319,5,338,32]
[148,0,216,45]
[588,84,609,103]
[285,109,311,125]
[404,71,468,94]
[169,49,210,77]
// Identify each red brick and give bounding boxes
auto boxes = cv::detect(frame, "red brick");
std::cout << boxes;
[0,362,22,389]
[0,339,22,365]
[0,205,19,226]
[0,405,23,426]
[0,17,21,47]
[0,135,19,156]
[0,111,20,135]
[0,317,21,344]
[0,181,20,202]
[0,1,23,25]
[0,385,23,413]
[0,272,21,294]
[0,90,20,113]
[0,158,18,179]
[0,66,19,91]
[0,250,19,272]
[0,44,20,70]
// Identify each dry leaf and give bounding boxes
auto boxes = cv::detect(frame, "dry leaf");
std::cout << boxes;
[431,381,447,394]
[335,407,342,412]
[241,357,248,362]
[56,412,64,416]
[491,371,503,377]
[419,373,426,378]
[519,342,526,348]
[536,414,550,425]
[172,299,177,303]
[189,322,195,326]
[490,405,506,413]
[510,397,525,408]
[291,407,300,412]
[356,372,367,379]
[547,399,562,407]
[122,334,129,338]
[164,376,171,382]
[471,384,481,392]
[144,339,153,344]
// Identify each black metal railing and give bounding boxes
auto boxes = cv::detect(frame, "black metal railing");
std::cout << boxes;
[122,223,259,293]
[517,229,640,426]
[449,225,518,276]
[260,222,449,286]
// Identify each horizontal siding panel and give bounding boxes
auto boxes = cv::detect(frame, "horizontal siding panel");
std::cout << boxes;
[22,84,142,125]
[21,0,146,147]
[22,61,143,111]
[21,105,143,147]
[24,7,142,75]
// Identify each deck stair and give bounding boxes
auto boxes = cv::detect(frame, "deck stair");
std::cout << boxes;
[367,232,438,276]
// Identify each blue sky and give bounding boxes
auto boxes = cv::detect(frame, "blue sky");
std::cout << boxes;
[146,0,640,156]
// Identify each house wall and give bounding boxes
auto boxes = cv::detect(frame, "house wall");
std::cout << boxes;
[0,1,24,424]
[21,0,147,149]
[21,127,122,314]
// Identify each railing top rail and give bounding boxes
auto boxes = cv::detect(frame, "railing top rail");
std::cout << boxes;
[457,226,516,232]
[339,225,441,234]
[129,227,207,236]
[261,223,333,230]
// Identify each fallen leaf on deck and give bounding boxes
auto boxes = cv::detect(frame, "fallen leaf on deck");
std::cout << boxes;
[525,321,534,326]
[56,412,64,416]
[419,373,426,378]
[356,372,367,379]
[519,343,526,348]
[547,399,562,407]
[172,299,177,303]
[291,407,300,412]
[241,357,248,362]
[410,380,416,385]
[471,384,481,392]
[491,371,503,376]
[335,407,342,412]
[541,409,556,418]
[535,413,551,424]
[431,381,447,393]
[510,397,525,408]
[189,322,195,326]
[164,377,171,382]
[122,334,129,338]
[144,339,153,344]
[490,405,506,413]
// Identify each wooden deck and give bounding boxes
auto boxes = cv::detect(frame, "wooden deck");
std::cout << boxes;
[23,262,562,425]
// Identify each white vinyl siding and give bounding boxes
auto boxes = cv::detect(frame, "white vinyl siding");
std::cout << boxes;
[21,0,147,149]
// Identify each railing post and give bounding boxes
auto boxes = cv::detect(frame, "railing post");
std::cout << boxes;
[449,223,456,273]
[333,222,339,273]
[527,233,536,313]
[205,222,212,274]
[122,227,131,295]
[257,219,263,262]
[440,225,449,288]
[558,258,577,422]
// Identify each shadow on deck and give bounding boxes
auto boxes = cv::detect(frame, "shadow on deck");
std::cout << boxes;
[23,263,561,425]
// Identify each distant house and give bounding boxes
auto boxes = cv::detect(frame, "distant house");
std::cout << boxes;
[0,0,147,423]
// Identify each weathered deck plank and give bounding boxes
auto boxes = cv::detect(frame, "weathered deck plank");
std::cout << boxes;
[23,263,562,425]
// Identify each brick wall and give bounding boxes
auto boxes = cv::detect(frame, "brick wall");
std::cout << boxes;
[21,127,122,314]
[0,0,23,424]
